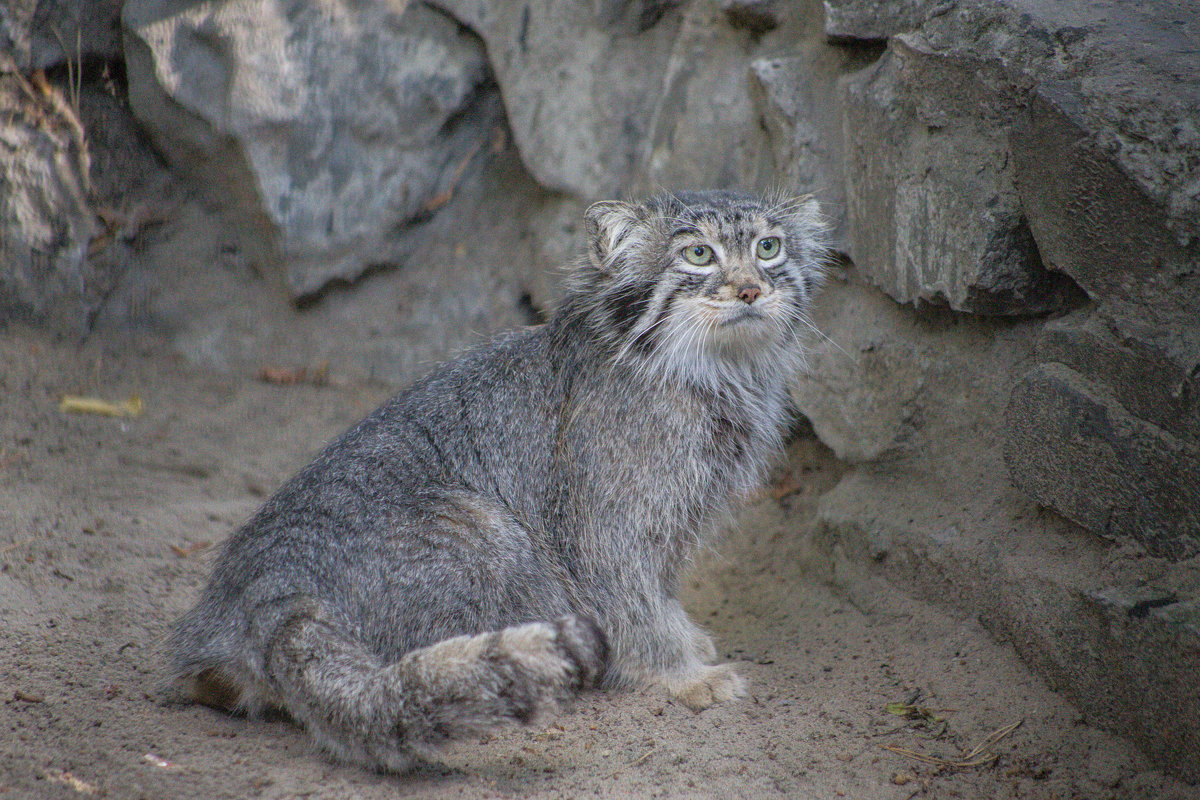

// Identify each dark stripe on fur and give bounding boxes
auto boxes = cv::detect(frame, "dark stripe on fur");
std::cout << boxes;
[604,280,655,337]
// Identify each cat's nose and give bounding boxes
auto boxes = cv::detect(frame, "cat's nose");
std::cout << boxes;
[737,284,761,304]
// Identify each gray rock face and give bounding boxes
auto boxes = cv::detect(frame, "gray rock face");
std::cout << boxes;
[0,66,99,330]
[838,34,1084,315]
[1005,364,1200,562]
[789,278,926,463]
[1035,312,1200,448]
[921,0,1200,249]
[816,460,1200,785]
[1011,78,1200,370]
[426,0,687,198]
[122,0,497,299]
[790,273,1038,463]
[427,0,782,200]
[990,0,1200,563]
[823,0,945,41]
[0,0,124,70]
[751,55,850,243]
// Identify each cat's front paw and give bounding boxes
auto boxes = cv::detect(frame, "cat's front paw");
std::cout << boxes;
[668,664,746,711]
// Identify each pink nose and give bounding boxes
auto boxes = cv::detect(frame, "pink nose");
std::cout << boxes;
[738,284,761,303]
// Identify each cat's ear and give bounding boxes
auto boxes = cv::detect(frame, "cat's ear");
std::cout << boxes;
[584,200,641,272]
[773,193,823,229]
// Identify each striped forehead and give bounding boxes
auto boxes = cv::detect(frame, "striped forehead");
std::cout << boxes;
[668,206,769,250]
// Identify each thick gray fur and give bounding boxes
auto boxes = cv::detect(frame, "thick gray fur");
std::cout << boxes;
[168,189,829,772]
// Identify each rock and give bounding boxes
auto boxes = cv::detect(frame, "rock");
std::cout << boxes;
[822,0,946,41]
[1086,586,1178,620]
[0,64,101,331]
[1151,599,1200,639]
[920,0,1200,250]
[1004,362,1200,561]
[789,278,925,463]
[90,131,577,387]
[790,273,1038,463]
[838,34,1084,315]
[122,0,497,299]
[627,2,773,194]
[815,439,1200,785]
[428,0,780,199]
[750,54,850,243]
[1034,311,1200,445]
[1010,77,1200,367]
[426,0,686,198]
[0,0,124,70]
[981,0,1200,567]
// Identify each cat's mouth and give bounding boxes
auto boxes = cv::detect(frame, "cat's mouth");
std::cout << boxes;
[717,307,763,327]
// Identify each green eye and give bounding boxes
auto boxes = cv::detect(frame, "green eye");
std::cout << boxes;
[682,244,715,266]
[756,237,781,259]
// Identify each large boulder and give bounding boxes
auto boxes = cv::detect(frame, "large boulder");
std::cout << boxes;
[122,0,499,299]
[1005,325,1200,561]
[920,0,1200,249]
[749,26,873,246]
[837,33,1083,315]
[790,273,1038,463]
[424,0,686,198]
[427,0,781,199]
[990,0,1200,561]
[1010,77,1200,379]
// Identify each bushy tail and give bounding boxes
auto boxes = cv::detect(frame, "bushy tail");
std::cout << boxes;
[257,609,606,772]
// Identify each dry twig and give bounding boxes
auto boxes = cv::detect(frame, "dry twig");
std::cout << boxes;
[883,719,1023,769]
[604,745,657,780]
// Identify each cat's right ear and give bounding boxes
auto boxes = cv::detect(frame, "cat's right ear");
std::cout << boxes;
[584,200,640,272]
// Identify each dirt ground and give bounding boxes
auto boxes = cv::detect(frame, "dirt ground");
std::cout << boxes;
[1,316,1197,800]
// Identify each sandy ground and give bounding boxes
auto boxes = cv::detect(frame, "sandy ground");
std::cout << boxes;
[2,321,1197,800]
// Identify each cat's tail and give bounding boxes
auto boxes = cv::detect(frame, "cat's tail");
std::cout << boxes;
[180,607,608,772]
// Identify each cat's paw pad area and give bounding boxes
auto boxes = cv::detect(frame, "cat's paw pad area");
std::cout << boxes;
[670,664,746,711]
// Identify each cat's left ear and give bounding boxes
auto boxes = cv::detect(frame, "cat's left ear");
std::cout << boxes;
[584,200,641,272]
[777,194,823,229]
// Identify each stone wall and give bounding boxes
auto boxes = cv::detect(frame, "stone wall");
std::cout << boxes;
[3,0,1198,781]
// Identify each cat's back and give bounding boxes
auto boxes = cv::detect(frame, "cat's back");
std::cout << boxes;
[250,324,564,540]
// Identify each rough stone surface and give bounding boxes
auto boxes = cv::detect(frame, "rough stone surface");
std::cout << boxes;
[90,123,570,388]
[429,0,788,200]
[919,0,1200,248]
[817,473,1200,784]
[790,272,1038,463]
[1035,310,1200,446]
[966,0,1200,568]
[1011,77,1200,373]
[0,63,99,330]
[1004,362,1200,562]
[122,0,497,299]
[789,277,925,463]
[838,34,1084,315]
[426,0,687,197]
[822,0,946,41]
[0,0,124,70]
[750,42,871,245]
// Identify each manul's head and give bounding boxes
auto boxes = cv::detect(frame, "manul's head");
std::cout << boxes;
[572,190,830,384]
